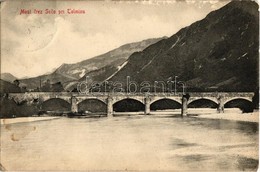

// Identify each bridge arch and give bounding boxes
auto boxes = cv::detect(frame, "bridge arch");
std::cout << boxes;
[113,97,145,105]
[113,98,145,112]
[77,98,107,105]
[188,97,219,105]
[41,98,71,111]
[150,98,182,110]
[224,98,254,113]
[150,97,182,105]
[188,98,218,108]
[223,97,253,105]
[78,99,107,113]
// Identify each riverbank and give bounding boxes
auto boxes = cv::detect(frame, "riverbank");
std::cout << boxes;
[1,111,258,124]
[193,111,259,123]
[0,116,60,125]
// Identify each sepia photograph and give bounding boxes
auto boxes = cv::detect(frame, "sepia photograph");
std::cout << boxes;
[0,0,259,171]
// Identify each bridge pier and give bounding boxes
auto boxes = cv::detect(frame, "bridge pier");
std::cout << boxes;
[217,102,224,113]
[145,97,150,115]
[107,96,113,117]
[71,96,78,113]
[217,96,224,113]
[181,95,188,117]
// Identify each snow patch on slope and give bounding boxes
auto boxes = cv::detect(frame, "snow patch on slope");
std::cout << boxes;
[117,61,128,71]
[106,61,128,80]
[79,69,86,78]
[170,36,180,49]
[70,69,86,78]
[238,53,248,60]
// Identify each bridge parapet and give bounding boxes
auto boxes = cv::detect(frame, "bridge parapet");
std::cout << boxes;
[188,92,254,97]
[8,92,73,104]
[8,92,41,104]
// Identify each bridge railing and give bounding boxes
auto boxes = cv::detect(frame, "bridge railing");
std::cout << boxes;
[6,92,255,97]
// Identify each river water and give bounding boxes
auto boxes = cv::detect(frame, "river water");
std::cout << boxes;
[1,115,258,171]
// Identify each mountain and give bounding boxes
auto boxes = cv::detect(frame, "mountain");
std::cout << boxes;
[20,37,165,90]
[108,1,259,92]
[0,73,17,83]
[20,71,76,90]
[0,79,21,93]
[57,38,165,79]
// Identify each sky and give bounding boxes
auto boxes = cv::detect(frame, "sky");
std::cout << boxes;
[1,0,229,78]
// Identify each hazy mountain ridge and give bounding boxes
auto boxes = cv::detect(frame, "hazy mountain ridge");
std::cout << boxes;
[0,73,17,83]
[19,72,75,90]
[56,37,166,79]
[108,1,259,92]
[19,37,165,90]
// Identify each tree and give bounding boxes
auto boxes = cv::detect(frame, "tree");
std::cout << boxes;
[13,79,20,87]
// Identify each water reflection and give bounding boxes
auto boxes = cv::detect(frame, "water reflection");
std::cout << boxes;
[1,115,258,171]
[187,117,258,135]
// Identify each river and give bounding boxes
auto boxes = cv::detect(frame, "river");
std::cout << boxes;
[1,115,258,171]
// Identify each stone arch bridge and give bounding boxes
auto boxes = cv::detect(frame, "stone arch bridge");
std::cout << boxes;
[6,92,255,117]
